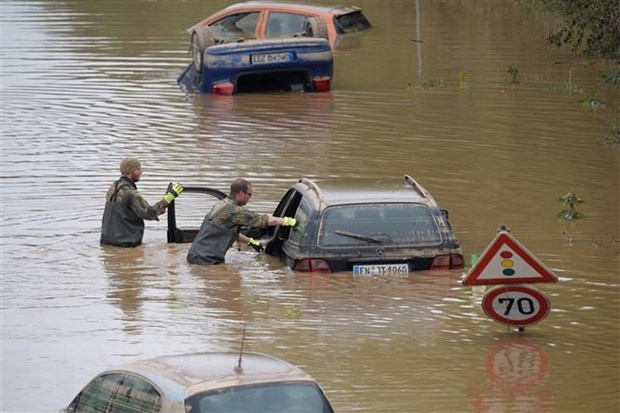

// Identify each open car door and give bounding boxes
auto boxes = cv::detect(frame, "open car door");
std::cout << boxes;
[167,187,227,243]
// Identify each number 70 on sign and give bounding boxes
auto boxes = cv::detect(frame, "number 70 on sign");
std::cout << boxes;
[481,286,551,327]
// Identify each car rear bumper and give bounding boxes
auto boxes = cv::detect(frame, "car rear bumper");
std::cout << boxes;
[178,38,333,94]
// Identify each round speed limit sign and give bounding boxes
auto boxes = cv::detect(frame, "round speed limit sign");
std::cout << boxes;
[482,286,550,327]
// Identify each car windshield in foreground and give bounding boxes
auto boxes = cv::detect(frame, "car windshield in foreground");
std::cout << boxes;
[319,204,441,247]
[185,382,333,413]
[335,11,372,34]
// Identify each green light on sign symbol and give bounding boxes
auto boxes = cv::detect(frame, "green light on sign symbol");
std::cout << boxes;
[500,250,515,276]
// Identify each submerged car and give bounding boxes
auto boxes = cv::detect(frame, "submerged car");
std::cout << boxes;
[178,1,373,94]
[260,174,464,274]
[177,36,333,94]
[62,352,334,413]
[187,1,372,51]
[177,1,371,94]
[168,174,464,275]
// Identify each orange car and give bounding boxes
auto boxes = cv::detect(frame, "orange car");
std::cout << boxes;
[187,1,372,51]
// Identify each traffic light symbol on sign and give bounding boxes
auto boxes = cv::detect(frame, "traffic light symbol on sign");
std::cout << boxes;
[462,231,558,286]
[500,251,515,276]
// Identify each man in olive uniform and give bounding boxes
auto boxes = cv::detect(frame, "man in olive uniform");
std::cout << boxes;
[187,178,296,265]
[101,157,184,247]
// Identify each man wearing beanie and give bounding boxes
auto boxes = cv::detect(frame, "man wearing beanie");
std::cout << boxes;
[101,157,184,247]
[187,178,296,265]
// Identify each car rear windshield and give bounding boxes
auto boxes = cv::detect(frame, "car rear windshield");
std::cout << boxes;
[319,204,441,246]
[334,11,372,34]
[185,382,333,413]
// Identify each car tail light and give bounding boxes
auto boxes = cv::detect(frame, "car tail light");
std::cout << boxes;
[293,258,333,273]
[450,254,465,269]
[430,254,464,270]
[212,82,234,95]
[312,76,331,92]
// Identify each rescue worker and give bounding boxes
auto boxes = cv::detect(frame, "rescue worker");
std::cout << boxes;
[101,157,184,247]
[187,178,296,265]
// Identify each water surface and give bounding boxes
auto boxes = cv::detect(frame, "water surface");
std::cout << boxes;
[1,1,618,412]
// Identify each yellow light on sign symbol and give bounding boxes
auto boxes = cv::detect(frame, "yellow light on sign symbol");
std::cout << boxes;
[500,251,515,276]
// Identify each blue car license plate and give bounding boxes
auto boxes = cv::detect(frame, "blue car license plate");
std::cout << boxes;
[251,52,292,64]
[353,264,409,276]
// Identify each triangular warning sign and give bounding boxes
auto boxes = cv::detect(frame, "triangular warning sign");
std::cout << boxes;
[462,231,558,286]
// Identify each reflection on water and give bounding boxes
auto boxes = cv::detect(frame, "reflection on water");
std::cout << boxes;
[468,338,554,413]
[1,0,618,412]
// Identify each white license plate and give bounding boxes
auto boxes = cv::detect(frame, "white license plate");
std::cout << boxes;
[251,52,291,64]
[353,264,409,276]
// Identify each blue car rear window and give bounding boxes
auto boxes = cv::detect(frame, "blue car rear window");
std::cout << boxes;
[334,11,372,34]
[319,204,440,246]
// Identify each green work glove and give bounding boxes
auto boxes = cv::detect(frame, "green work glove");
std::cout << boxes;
[247,237,264,252]
[282,217,297,227]
[163,182,184,204]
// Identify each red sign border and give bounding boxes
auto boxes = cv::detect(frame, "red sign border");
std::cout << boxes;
[463,231,558,286]
[482,285,551,327]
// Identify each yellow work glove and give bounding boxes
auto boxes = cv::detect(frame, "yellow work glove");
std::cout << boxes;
[247,237,264,252]
[282,217,297,227]
[163,182,184,204]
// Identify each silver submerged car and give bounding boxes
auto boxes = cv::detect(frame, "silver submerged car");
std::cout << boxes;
[261,174,465,274]
[62,352,335,413]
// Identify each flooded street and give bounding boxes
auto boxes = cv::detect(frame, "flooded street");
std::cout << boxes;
[1,0,618,412]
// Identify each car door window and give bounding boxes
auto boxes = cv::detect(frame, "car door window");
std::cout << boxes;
[265,189,305,254]
[265,12,307,38]
[69,372,123,412]
[210,12,259,41]
[287,197,311,245]
[107,373,161,413]
[334,11,371,34]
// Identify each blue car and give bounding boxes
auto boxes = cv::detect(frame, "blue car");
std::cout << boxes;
[177,26,333,95]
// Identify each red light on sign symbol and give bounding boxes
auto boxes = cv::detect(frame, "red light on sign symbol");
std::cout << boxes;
[500,250,515,276]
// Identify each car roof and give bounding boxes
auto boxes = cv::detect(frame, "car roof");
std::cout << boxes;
[221,1,362,17]
[118,352,317,396]
[296,176,435,206]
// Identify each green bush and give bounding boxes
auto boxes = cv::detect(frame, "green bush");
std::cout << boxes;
[541,0,620,63]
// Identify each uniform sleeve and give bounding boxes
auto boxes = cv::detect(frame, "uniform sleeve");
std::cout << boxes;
[231,207,269,228]
[126,187,169,221]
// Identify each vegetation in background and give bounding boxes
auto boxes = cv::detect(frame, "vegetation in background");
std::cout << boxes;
[557,192,585,219]
[577,94,606,108]
[540,0,620,65]
[602,71,620,86]
[601,125,620,147]
[537,0,619,147]
[458,70,470,88]
[507,66,520,84]
[406,79,444,89]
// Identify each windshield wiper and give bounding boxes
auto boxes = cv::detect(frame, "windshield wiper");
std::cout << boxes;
[335,230,382,244]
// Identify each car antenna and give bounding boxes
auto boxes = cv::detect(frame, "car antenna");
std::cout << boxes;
[235,323,247,373]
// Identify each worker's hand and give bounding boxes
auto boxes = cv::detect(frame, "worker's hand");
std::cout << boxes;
[282,217,297,227]
[247,237,264,252]
[163,182,184,204]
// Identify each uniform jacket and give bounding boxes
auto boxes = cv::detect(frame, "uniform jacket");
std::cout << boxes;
[187,197,269,265]
[100,176,169,247]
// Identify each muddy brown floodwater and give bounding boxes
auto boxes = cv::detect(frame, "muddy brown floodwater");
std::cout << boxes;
[1,1,618,412]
